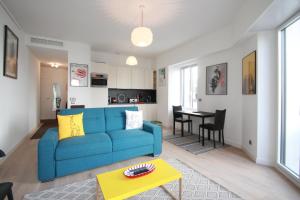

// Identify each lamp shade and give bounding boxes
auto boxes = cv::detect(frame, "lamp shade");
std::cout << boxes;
[126,56,138,66]
[131,26,153,47]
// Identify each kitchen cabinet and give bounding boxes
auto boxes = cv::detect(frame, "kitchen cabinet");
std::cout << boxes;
[91,62,117,88]
[138,104,157,121]
[91,62,154,90]
[107,67,117,88]
[131,66,145,89]
[144,68,153,89]
[116,67,131,88]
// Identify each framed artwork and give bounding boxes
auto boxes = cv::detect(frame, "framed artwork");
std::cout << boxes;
[70,63,88,87]
[242,51,256,95]
[158,68,166,87]
[206,63,227,95]
[3,25,19,79]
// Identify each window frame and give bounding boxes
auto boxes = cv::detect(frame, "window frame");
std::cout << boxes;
[277,11,300,185]
[179,64,198,110]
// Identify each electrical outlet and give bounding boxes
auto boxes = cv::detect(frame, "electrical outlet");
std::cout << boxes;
[249,140,252,145]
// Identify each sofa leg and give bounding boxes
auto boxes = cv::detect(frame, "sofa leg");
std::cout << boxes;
[153,154,160,157]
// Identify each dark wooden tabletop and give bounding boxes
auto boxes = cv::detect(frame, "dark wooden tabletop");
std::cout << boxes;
[175,110,215,117]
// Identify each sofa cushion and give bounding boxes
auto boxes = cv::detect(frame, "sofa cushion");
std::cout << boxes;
[57,113,85,140]
[55,133,112,161]
[105,107,138,132]
[59,108,106,134]
[107,129,154,151]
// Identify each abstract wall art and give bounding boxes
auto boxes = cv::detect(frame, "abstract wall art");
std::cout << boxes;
[206,63,227,95]
[242,51,256,95]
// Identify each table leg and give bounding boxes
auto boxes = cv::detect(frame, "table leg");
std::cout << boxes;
[179,178,182,200]
[188,115,191,133]
[202,117,205,146]
[160,178,182,200]
[96,179,100,200]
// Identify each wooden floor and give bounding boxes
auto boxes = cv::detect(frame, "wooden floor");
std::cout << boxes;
[0,130,299,200]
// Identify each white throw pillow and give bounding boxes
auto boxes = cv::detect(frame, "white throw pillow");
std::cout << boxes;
[125,110,143,130]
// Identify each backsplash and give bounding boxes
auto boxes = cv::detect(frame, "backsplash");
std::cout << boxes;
[108,88,156,104]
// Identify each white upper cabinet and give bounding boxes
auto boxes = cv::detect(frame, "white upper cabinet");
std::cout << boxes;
[116,67,131,88]
[107,67,117,88]
[131,66,145,89]
[91,62,117,88]
[144,68,154,89]
[91,62,154,89]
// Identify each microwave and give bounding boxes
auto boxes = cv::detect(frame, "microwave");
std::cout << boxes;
[91,73,108,87]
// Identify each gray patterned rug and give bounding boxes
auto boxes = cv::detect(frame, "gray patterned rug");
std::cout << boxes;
[164,133,229,155]
[24,159,242,200]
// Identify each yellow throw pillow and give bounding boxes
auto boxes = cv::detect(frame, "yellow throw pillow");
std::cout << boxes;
[57,113,85,140]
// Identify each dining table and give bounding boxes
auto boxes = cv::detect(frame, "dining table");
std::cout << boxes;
[175,110,215,142]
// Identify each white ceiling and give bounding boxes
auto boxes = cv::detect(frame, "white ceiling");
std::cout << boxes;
[29,46,68,67]
[250,0,300,31]
[3,0,246,57]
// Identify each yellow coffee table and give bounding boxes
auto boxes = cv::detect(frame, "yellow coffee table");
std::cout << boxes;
[96,159,182,200]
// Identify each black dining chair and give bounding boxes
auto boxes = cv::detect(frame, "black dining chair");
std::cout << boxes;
[199,109,226,148]
[0,149,13,200]
[173,105,193,137]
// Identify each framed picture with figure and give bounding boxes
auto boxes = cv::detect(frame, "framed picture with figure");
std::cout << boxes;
[206,63,227,95]
[3,25,19,79]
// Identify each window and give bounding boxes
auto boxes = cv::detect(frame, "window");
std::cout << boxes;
[279,15,300,178]
[180,65,198,110]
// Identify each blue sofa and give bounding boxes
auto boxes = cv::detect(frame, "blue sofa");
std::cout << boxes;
[38,106,162,182]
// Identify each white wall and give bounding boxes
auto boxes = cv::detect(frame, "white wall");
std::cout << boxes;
[67,42,92,107]
[0,4,40,154]
[166,37,257,148]
[196,45,245,148]
[92,51,154,69]
[156,29,279,164]
[240,37,258,160]
[27,49,40,130]
[256,30,277,165]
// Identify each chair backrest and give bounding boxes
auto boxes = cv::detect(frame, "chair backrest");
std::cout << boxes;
[71,105,85,109]
[0,149,5,158]
[173,105,183,119]
[214,109,226,129]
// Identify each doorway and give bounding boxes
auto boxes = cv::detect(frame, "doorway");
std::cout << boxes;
[29,46,68,120]
[40,63,68,120]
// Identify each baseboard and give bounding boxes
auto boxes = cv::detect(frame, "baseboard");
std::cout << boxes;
[242,146,257,162]
[256,157,275,166]
[224,139,242,149]
[0,123,41,165]
[29,122,43,137]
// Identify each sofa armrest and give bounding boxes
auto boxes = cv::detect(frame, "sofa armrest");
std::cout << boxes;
[143,121,162,155]
[38,128,59,182]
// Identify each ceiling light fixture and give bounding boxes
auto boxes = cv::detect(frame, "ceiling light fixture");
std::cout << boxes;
[131,5,153,47]
[126,56,138,66]
[50,63,59,68]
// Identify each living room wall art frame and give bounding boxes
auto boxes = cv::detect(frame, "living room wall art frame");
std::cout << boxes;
[3,25,19,79]
[70,63,88,87]
[206,63,227,95]
[242,51,256,95]
[158,67,166,87]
